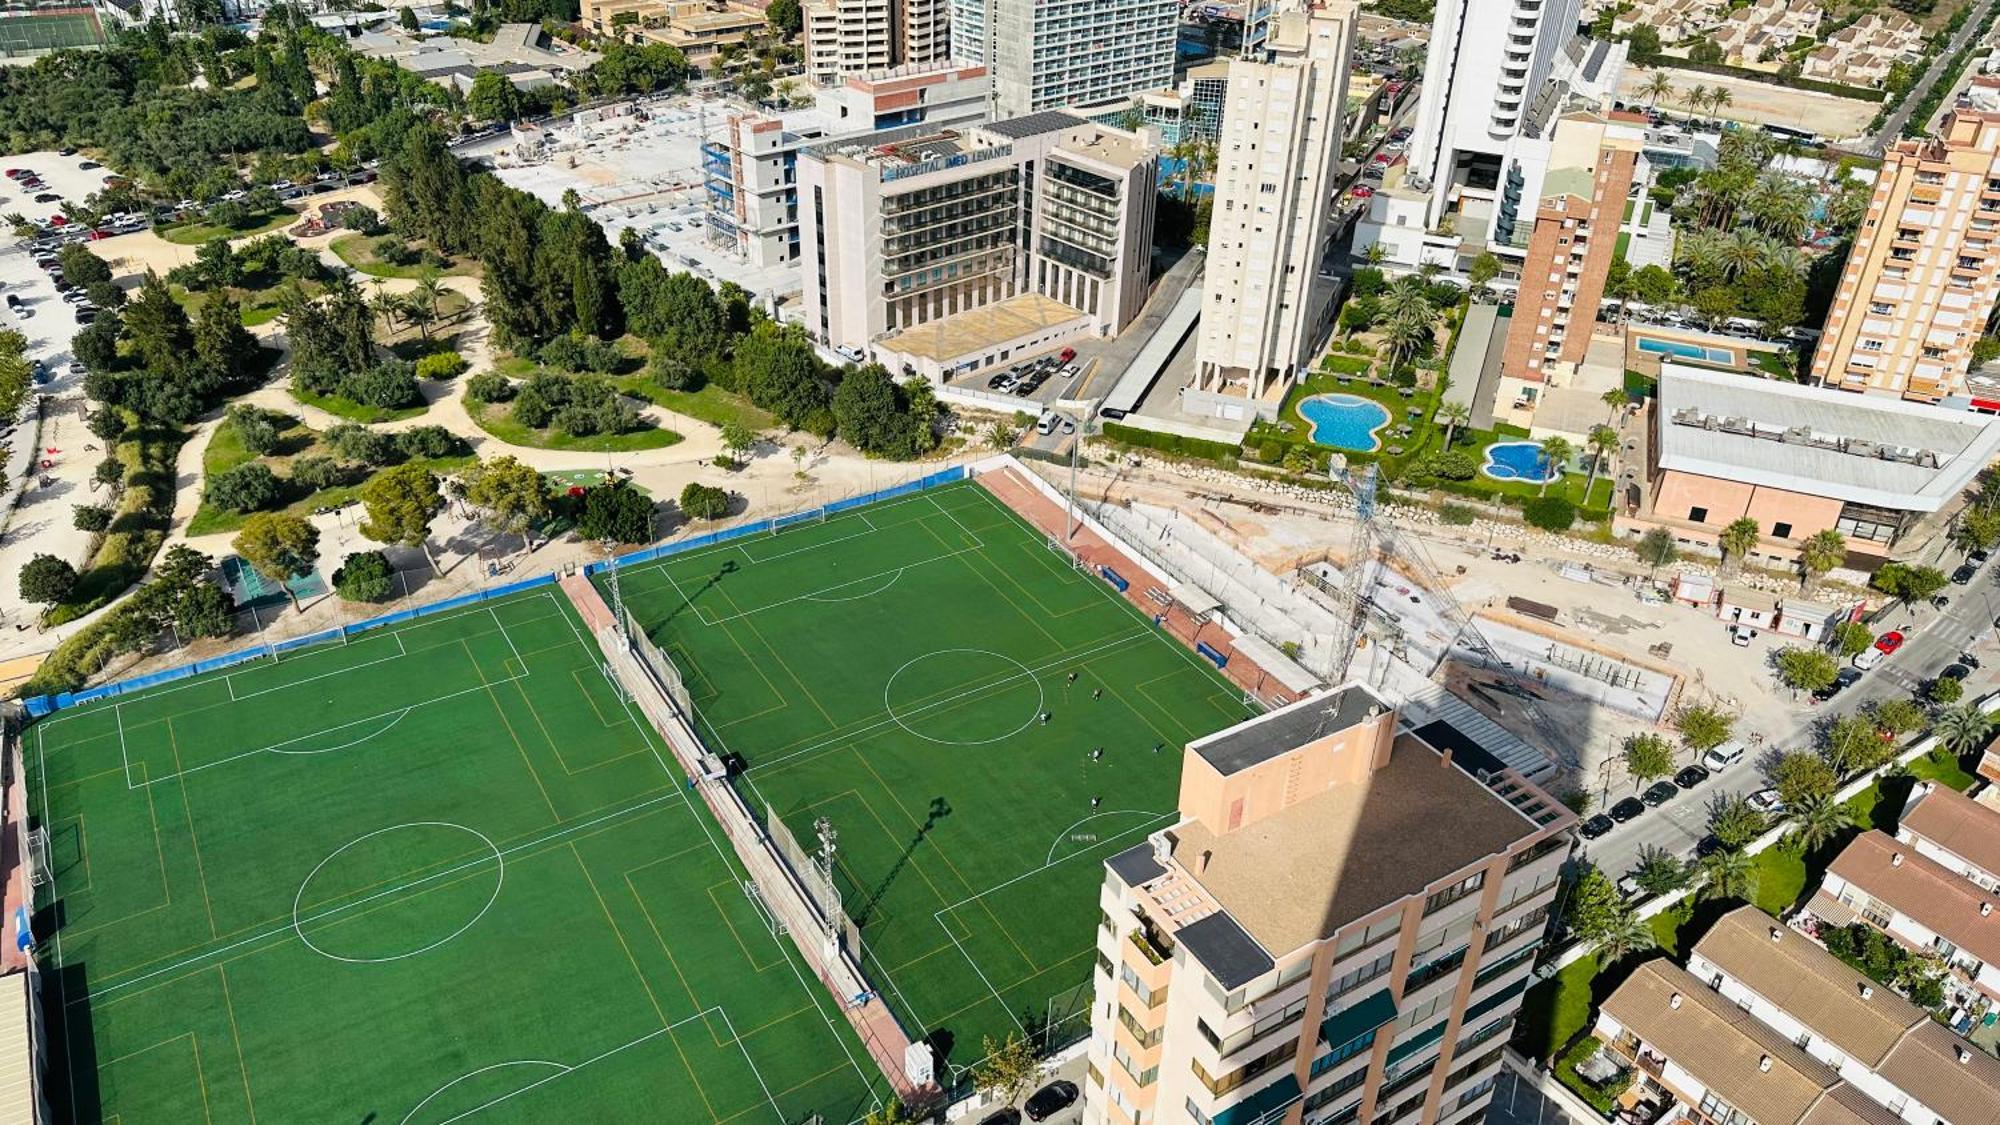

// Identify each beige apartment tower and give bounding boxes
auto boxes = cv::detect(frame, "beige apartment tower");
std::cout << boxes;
[1810,108,2000,403]
[1190,2,1355,424]
[802,0,948,87]
[1084,686,1573,1125]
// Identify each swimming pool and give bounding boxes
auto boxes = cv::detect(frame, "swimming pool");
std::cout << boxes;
[1637,337,1734,365]
[1482,441,1563,484]
[1298,393,1392,452]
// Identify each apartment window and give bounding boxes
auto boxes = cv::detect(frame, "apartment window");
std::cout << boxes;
[1862,339,1884,352]
[1334,914,1403,958]
[1688,506,1709,524]
[1424,872,1485,915]
[1329,949,1395,997]
[1869,302,1894,314]
[1185,1098,1214,1125]
[1484,905,1550,951]
[1117,1005,1162,1048]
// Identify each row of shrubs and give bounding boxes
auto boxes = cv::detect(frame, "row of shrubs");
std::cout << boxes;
[1099,421,1241,462]
[205,415,470,515]
[466,371,647,438]
[47,413,182,627]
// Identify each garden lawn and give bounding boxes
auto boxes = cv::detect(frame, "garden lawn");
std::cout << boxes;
[290,384,429,425]
[171,282,306,328]
[469,399,682,453]
[613,377,774,432]
[1516,953,1601,1062]
[155,207,296,245]
[328,232,478,279]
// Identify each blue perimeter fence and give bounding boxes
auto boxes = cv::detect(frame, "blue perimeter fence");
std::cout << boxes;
[22,465,971,720]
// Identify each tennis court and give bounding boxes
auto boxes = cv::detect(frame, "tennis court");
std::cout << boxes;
[0,10,104,55]
[609,479,1247,1079]
[26,588,885,1123]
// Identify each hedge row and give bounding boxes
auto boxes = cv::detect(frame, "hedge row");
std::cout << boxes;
[46,418,183,627]
[1100,421,1242,462]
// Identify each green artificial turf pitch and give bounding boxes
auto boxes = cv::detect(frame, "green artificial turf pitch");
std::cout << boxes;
[26,589,886,1124]
[0,11,104,54]
[607,480,1247,1080]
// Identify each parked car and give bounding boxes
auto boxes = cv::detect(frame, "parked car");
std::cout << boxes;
[1579,814,1614,840]
[1673,764,1710,789]
[1024,1081,1078,1122]
[987,372,1017,391]
[978,1110,1022,1125]
[1953,562,1979,585]
[1940,663,1971,682]
[1609,797,1646,823]
[32,193,59,204]
[1616,874,1643,898]
[1701,741,1746,771]
[1854,630,1905,670]
[1747,788,1784,815]
[1695,834,1727,858]
[1641,780,1679,807]
[78,160,99,170]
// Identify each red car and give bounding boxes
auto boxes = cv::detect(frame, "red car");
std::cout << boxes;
[1875,631,1906,655]
[1351,185,1375,199]
[1057,346,1075,363]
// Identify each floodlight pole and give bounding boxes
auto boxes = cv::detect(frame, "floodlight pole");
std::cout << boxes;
[603,540,628,650]
[1066,415,1080,541]
[814,816,841,957]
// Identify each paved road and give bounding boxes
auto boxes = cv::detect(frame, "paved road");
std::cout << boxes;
[1581,550,2000,879]
[1872,0,1997,149]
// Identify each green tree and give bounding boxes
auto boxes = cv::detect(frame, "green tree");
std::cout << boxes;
[1622,733,1675,790]
[1582,424,1618,501]
[205,462,283,513]
[1697,847,1756,903]
[468,72,522,122]
[1437,400,1470,448]
[1596,905,1656,964]
[1634,527,1677,574]
[73,505,113,533]
[1868,698,1925,741]
[233,512,320,612]
[1772,750,1838,808]
[1823,713,1890,775]
[399,5,419,30]
[678,481,730,522]
[174,582,235,640]
[1799,529,1847,591]
[359,463,446,575]
[1719,517,1760,573]
[332,550,397,602]
[1775,646,1838,697]
[17,554,77,606]
[462,455,551,557]
[1674,704,1734,754]
[1523,496,1576,532]
[1467,251,1500,295]
[971,1033,1042,1106]
[1708,793,1768,850]
[1933,703,1995,756]
[1536,435,1572,497]
[578,480,655,543]
[765,0,802,34]
[1788,793,1855,854]
[227,404,281,456]
[1631,846,1688,895]
[1829,621,1873,659]
[1566,866,1625,943]
[719,421,759,462]
[1930,675,1965,706]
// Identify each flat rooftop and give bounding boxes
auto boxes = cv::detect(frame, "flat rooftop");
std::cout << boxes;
[877,293,1087,362]
[1655,362,2000,511]
[1190,684,1387,777]
[1168,730,1537,956]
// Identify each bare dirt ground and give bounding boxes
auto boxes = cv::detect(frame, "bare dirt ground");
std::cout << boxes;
[1617,65,1879,140]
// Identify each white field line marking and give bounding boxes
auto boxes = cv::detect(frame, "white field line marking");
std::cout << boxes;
[1043,808,1164,866]
[76,790,688,1006]
[264,708,411,757]
[125,671,529,790]
[409,1008,720,1125]
[712,1006,788,1125]
[488,605,526,671]
[38,593,569,727]
[742,630,1151,776]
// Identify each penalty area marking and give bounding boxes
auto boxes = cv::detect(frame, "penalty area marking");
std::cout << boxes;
[397,1060,572,1125]
[802,568,904,603]
[1044,808,1166,866]
[293,821,504,965]
[882,648,1045,747]
[265,708,411,755]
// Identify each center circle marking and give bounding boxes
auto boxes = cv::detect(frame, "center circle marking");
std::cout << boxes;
[883,648,1046,746]
[292,821,505,964]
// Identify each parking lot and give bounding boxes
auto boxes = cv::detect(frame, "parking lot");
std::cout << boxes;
[0,160,103,625]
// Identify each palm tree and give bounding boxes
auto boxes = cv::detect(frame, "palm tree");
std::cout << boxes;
[1438,401,1471,449]
[1643,70,1676,116]
[1583,424,1618,500]
[1697,847,1755,903]
[1380,311,1431,376]
[1708,87,1734,124]
[1933,703,1995,755]
[369,286,402,332]
[1596,906,1656,964]
[1602,387,1630,425]
[412,270,447,322]
[1536,435,1574,497]
[1720,229,1770,282]
[1788,793,1855,854]
[1682,84,1710,124]
[1799,529,1847,592]
[1719,516,1760,573]
[1364,242,1388,267]
[1380,275,1433,323]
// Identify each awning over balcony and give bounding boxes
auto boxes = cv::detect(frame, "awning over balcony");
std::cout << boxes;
[1320,988,1397,1051]
[1212,1072,1301,1125]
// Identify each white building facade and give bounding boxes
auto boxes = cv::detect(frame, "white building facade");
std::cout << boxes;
[1189,1,1355,423]
[950,0,1179,119]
